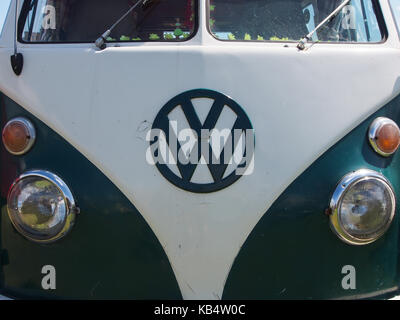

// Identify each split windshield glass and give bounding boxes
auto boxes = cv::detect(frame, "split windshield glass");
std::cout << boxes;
[19,0,197,43]
[0,0,12,36]
[208,0,384,42]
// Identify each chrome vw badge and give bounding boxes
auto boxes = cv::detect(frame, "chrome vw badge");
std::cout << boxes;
[148,89,254,193]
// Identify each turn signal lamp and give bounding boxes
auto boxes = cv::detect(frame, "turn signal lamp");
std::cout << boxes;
[2,117,36,155]
[369,117,400,157]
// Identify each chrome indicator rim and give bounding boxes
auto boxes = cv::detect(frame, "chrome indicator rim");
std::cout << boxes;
[2,117,36,156]
[368,117,400,157]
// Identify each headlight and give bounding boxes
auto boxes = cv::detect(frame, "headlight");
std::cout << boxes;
[7,170,77,243]
[329,169,395,245]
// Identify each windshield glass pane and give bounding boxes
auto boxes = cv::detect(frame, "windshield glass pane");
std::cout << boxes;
[209,0,383,42]
[20,0,197,43]
[0,0,12,36]
[390,0,400,37]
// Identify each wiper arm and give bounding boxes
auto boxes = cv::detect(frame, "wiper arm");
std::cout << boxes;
[297,0,351,50]
[95,0,153,50]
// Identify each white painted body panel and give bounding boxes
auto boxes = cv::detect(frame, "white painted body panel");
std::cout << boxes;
[0,1,400,299]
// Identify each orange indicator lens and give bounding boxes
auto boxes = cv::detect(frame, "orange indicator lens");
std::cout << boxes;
[2,118,36,155]
[376,123,400,155]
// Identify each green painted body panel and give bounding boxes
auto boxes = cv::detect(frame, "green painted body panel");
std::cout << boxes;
[2,91,400,300]
[0,94,182,299]
[223,95,400,300]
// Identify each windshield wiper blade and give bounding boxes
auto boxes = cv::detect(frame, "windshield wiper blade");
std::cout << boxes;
[297,0,351,50]
[95,0,153,50]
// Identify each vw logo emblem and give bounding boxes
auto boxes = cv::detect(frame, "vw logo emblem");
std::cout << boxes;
[149,89,254,193]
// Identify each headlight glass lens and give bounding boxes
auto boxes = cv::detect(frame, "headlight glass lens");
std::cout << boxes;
[339,178,393,240]
[7,171,76,243]
[330,169,395,245]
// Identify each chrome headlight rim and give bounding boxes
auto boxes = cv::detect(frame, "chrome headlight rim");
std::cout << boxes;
[329,169,396,246]
[7,170,77,243]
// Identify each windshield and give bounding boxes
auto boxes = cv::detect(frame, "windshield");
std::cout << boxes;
[209,0,384,42]
[0,0,11,36]
[19,0,197,43]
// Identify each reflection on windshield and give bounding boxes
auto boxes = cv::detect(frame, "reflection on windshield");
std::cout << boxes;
[20,0,196,42]
[0,0,11,36]
[210,0,382,42]
[390,0,400,36]
[303,3,317,42]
